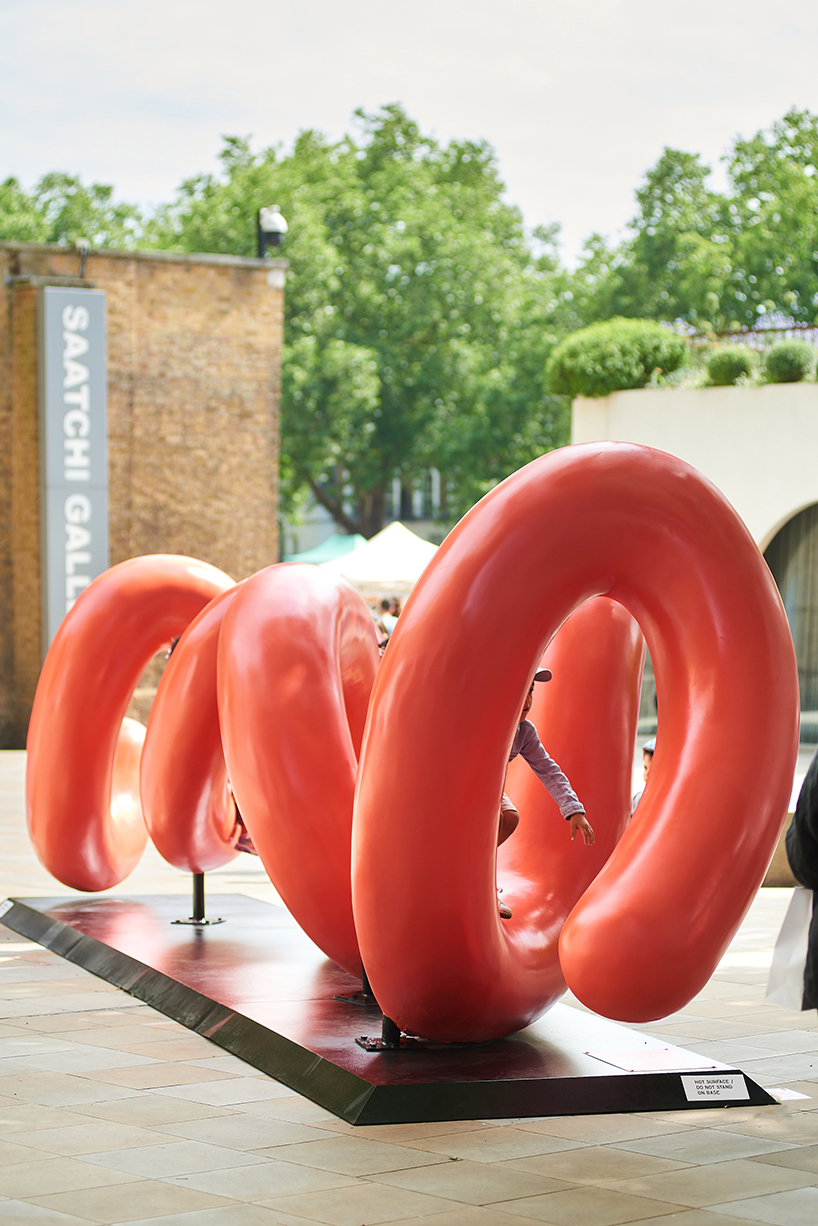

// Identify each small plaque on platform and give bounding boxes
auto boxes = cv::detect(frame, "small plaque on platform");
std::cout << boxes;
[587,1047,719,1073]
[681,1073,749,1101]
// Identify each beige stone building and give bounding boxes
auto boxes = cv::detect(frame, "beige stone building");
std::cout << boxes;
[1,241,286,747]
[573,383,818,736]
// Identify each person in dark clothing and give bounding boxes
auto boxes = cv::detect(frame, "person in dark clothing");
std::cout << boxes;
[785,749,818,1009]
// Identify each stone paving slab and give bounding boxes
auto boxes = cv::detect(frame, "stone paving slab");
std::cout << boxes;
[1,749,817,1224]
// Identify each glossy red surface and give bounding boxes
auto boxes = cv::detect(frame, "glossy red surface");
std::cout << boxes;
[25,444,799,1044]
[141,586,241,874]
[353,443,799,1039]
[498,597,645,1013]
[26,555,234,891]
[217,564,380,976]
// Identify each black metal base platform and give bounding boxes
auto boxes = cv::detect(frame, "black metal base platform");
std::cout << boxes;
[0,894,775,1125]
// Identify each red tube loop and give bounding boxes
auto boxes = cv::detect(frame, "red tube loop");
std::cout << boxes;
[497,597,646,1011]
[25,446,797,1045]
[26,555,234,891]
[352,443,798,1040]
[140,585,242,874]
[217,564,380,976]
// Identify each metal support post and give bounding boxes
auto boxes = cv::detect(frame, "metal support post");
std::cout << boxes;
[172,873,225,926]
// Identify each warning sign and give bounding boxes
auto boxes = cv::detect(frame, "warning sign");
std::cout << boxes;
[681,1073,749,1102]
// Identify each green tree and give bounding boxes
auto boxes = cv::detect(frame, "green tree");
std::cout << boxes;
[723,108,818,324]
[0,172,142,247]
[571,149,732,328]
[0,177,46,242]
[627,148,731,326]
[146,106,571,534]
[571,110,818,331]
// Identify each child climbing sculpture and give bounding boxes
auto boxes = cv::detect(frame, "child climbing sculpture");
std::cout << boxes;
[498,666,593,918]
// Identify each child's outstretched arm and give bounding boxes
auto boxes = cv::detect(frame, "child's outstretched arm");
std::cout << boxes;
[515,721,594,845]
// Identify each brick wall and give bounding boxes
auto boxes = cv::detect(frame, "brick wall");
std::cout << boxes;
[0,259,13,742]
[0,243,286,746]
[9,284,41,744]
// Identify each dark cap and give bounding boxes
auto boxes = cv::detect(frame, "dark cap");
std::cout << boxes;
[534,666,552,682]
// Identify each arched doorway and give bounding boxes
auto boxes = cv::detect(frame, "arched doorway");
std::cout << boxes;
[764,503,818,739]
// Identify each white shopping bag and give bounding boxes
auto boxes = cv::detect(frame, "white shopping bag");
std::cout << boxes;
[766,887,813,1010]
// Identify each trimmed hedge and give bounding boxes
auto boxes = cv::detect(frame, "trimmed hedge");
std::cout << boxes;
[546,318,688,399]
[707,346,756,386]
[765,339,815,383]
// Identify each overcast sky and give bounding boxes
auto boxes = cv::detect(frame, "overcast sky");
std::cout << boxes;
[2,1,818,261]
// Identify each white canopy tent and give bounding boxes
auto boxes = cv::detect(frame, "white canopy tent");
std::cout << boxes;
[319,521,438,601]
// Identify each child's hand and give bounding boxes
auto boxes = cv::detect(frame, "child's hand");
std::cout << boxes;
[570,812,595,845]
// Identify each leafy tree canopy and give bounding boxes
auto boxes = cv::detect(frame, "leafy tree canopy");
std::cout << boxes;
[0,172,142,247]
[7,105,818,533]
[144,106,574,534]
[574,108,818,331]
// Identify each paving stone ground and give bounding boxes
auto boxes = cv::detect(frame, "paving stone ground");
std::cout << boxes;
[2,748,817,1225]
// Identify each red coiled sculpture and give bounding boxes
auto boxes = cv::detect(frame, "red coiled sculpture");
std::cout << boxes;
[26,444,799,1041]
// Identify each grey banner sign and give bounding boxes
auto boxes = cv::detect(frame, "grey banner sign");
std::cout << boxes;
[38,287,109,650]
